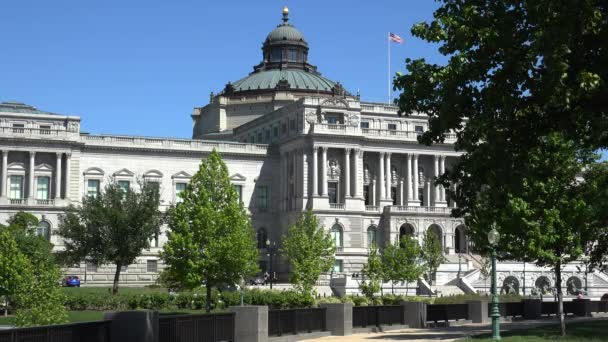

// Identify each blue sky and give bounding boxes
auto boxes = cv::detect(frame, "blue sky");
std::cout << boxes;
[0,0,443,137]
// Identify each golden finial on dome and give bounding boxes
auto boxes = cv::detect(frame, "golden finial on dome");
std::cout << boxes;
[282,6,289,23]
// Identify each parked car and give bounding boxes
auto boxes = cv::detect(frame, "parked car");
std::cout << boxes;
[62,275,81,287]
[248,275,265,286]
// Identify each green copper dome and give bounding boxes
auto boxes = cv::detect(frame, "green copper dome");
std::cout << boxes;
[232,69,336,92]
[265,25,305,43]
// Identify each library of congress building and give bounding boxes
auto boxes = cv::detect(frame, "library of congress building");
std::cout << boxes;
[1,8,606,298]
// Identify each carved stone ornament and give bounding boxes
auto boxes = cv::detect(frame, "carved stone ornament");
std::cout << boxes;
[320,97,348,108]
[363,164,372,184]
[327,159,341,181]
[391,167,398,185]
[347,112,360,127]
[68,121,79,132]
[305,109,318,124]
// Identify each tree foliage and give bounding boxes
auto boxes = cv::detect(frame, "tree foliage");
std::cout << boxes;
[0,218,67,327]
[359,245,383,299]
[281,210,335,298]
[161,150,259,311]
[394,0,608,335]
[382,236,425,295]
[57,180,163,294]
[421,230,444,286]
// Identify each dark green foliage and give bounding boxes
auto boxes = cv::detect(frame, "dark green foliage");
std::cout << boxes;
[57,181,163,294]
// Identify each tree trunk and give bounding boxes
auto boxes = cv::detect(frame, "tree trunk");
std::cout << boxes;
[556,262,566,337]
[206,285,212,313]
[112,263,122,295]
[3,296,7,317]
[405,283,409,296]
[392,282,395,295]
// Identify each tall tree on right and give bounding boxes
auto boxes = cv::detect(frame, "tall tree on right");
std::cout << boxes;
[394,1,608,335]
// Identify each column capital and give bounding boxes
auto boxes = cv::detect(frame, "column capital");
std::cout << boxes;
[440,154,447,161]
[386,152,392,158]
[312,146,319,153]
[357,149,364,158]
[379,151,385,157]
[30,151,36,157]
[66,152,72,158]
[407,153,413,160]
[321,146,329,153]
[345,147,352,154]
[434,154,439,161]
[56,152,63,158]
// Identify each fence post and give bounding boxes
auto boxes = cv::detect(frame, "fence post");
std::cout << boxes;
[467,300,490,324]
[402,301,427,328]
[319,303,352,336]
[103,310,159,342]
[522,299,542,320]
[229,306,268,342]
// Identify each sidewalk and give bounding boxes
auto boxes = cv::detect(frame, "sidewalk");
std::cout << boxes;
[305,316,608,342]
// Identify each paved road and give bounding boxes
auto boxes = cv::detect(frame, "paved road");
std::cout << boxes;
[305,317,608,342]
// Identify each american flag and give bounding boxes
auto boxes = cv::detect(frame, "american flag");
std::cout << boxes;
[389,32,403,44]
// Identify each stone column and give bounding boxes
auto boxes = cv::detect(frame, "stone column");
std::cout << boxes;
[433,155,439,205]
[292,151,297,207]
[1,150,7,198]
[353,149,360,198]
[385,153,392,201]
[371,178,376,206]
[413,154,420,205]
[344,148,351,198]
[28,152,36,200]
[440,155,446,202]
[312,147,318,196]
[399,179,404,205]
[406,154,413,202]
[378,152,385,200]
[55,152,62,199]
[65,152,71,201]
[321,147,328,196]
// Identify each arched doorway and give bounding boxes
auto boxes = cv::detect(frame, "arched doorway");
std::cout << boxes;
[367,225,377,247]
[501,276,520,294]
[331,224,343,248]
[427,224,443,250]
[454,225,467,253]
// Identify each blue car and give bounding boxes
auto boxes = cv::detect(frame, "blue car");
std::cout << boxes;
[62,275,81,287]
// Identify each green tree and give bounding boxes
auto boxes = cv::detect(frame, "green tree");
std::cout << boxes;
[3,212,54,268]
[581,162,608,270]
[57,180,163,294]
[393,1,608,335]
[421,230,444,286]
[382,237,425,295]
[281,210,335,299]
[0,230,30,317]
[359,245,383,299]
[161,150,259,312]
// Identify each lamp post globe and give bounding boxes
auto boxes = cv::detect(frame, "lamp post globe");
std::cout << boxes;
[488,223,501,340]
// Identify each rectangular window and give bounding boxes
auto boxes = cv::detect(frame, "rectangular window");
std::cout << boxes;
[121,265,128,273]
[282,123,287,134]
[36,177,50,200]
[326,114,338,124]
[290,119,296,131]
[9,175,23,199]
[391,187,397,205]
[363,185,370,205]
[271,48,282,62]
[415,125,424,134]
[388,123,397,130]
[234,184,243,203]
[39,125,51,135]
[147,260,158,273]
[273,126,278,137]
[332,260,343,273]
[257,132,262,142]
[360,122,369,129]
[12,123,24,133]
[287,48,298,62]
[175,182,187,203]
[117,180,130,193]
[86,262,97,273]
[328,182,338,204]
[87,179,100,198]
[265,130,270,142]
[258,186,269,209]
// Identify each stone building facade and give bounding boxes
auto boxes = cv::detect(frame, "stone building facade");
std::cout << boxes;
[1,8,606,297]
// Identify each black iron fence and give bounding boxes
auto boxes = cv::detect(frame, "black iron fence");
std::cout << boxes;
[591,300,608,313]
[268,308,326,337]
[352,305,405,328]
[0,320,111,342]
[159,313,235,342]
[426,304,469,323]
[486,302,525,318]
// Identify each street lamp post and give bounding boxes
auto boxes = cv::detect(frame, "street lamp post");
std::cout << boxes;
[488,224,501,341]
[266,239,277,289]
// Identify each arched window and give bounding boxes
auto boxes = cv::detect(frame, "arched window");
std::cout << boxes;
[501,276,520,294]
[566,276,583,295]
[535,276,552,294]
[426,224,443,250]
[399,224,415,240]
[367,226,377,247]
[256,228,267,249]
[331,225,343,248]
[36,220,51,241]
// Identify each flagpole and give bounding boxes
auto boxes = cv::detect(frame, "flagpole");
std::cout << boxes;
[388,32,391,104]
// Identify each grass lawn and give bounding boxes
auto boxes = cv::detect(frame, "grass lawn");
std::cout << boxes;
[472,320,608,341]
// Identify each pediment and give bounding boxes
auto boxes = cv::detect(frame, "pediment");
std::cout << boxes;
[113,168,134,177]
[8,162,26,171]
[35,163,54,172]
[230,173,247,182]
[172,171,192,179]
[143,169,163,178]
[83,167,104,176]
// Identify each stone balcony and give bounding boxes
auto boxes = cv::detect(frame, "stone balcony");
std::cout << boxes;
[0,197,68,208]
[0,127,79,141]
[384,205,454,216]
[310,123,457,144]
